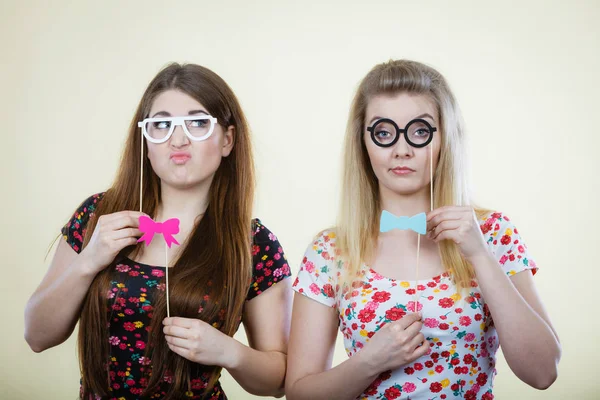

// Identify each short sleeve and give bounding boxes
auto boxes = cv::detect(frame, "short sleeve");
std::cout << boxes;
[61,193,105,253]
[480,212,538,276]
[291,230,339,308]
[246,219,292,301]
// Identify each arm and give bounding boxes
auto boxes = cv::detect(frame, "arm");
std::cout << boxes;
[163,279,293,397]
[24,240,98,352]
[469,253,560,389]
[225,278,293,397]
[285,293,428,400]
[25,209,143,352]
[427,207,560,389]
[285,293,378,400]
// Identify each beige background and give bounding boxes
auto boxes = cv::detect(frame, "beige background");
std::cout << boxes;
[2,0,598,398]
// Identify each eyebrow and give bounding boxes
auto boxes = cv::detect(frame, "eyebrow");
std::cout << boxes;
[368,113,436,125]
[151,110,209,118]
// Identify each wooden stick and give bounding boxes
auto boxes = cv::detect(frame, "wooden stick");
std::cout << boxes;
[140,134,143,213]
[166,241,170,318]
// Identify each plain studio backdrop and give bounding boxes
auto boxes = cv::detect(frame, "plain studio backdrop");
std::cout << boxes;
[1,0,598,399]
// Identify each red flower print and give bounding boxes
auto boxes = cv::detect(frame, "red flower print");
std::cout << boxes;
[385,307,406,321]
[135,341,145,350]
[323,284,335,298]
[404,366,415,375]
[364,385,378,396]
[475,313,482,321]
[358,308,376,323]
[501,235,511,245]
[435,365,444,373]
[459,316,472,326]
[451,358,460,366]
[252,244,260,256]
[372,291,391,303]
[439,323,449,330]
[123,322,136,331]
[451,383,459,391]
[440,283,449,290]
[293,277,299,286]
[482,392,494,400]
[463,354,474,364]
[266,260,274,267]
[406,288,416,295]
[380,370,392,380]
[441,351,450,358]
[384,386,401,399]
[414,363,424,371]
[439,297,454,308]
[481,220,493,234]
[425,360,434,368]
[477,372,488,386]
[465,390,477,400]
[427,281,436,288]
[430,382,443,393]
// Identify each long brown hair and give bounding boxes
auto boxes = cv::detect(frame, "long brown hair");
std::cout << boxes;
[337,59,490,293]
[77,63,255,399]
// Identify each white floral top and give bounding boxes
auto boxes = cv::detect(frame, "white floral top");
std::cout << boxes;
[292,212,537,400]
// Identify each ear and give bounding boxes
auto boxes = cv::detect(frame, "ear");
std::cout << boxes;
[221,125,235,157]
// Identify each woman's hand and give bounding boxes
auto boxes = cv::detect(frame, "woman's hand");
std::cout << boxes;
[163,317,238,368]
[359,313,430,373]
[79,211,146,274]
[426,206,490,262]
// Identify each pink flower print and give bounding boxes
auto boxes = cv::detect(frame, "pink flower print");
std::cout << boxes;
[304,261,315,273]
[403,382,417,393]
[109,336,120,346]
[460,316,472,326]
[365,301,379,312]
[115,264,130,273]
[499,255,509,266]
[119,343,127,350]
[135,341,145,350]
[407,301,423,312]
[125,309,134,315]
[465,333,476,342]
[256,262,264,270]
[309,283,320,295]
[151,269,165,278]
[424,318,439,328]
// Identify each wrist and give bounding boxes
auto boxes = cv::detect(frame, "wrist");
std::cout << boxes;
[466,250,495,269]
[77,251,100,278]
[354,348,382,380]
[221,336,244,370]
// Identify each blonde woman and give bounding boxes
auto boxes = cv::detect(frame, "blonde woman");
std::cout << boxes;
[286,60,560,399]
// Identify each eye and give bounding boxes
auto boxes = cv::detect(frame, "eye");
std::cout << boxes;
[414,128,430,137]
[189,119,208,128]
[152,120,171,129]
[375,129,392,138]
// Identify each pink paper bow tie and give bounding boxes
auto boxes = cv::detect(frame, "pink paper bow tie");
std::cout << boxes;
[137,216,180,248]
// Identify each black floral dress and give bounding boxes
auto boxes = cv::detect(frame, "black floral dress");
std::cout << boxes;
[62,193,291,399]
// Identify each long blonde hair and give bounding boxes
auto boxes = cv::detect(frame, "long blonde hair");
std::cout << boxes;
[336,59,489,292]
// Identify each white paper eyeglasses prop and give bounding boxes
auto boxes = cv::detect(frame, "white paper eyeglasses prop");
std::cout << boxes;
[137,115,218,144]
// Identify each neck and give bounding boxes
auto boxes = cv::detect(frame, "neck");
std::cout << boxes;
[379,184,431,217]
[156,181,211,233]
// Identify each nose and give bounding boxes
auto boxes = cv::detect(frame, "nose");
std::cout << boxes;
[169,124,190,148]
[392,134,413,159]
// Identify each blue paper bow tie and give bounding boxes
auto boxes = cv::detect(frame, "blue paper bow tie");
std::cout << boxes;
[379,211,427,235]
